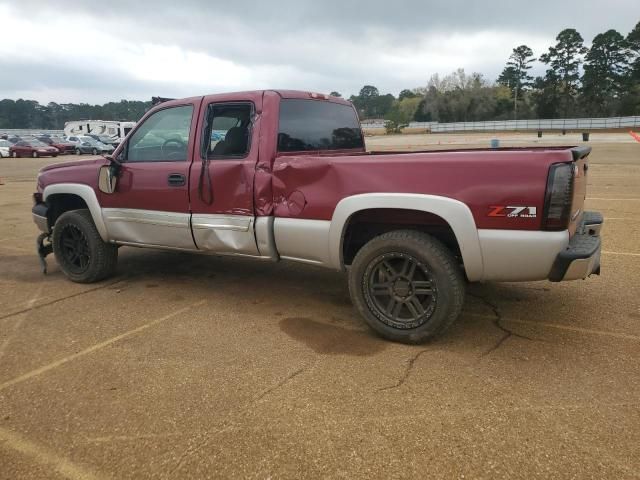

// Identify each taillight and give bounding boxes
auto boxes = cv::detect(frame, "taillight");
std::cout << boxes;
[543,163,575,230]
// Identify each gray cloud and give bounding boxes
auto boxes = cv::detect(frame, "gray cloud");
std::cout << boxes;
[1,0,638,103]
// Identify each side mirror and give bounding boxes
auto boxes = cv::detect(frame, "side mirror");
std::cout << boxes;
[98,165,117,194]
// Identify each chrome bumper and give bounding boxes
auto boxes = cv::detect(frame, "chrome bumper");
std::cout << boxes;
[548,211,603,282]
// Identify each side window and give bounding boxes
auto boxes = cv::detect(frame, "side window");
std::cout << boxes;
[127,105,193,162]
[277,99,364,152]
[205,103,253,159]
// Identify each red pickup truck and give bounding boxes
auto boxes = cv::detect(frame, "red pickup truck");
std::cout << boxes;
[32,90,603,343]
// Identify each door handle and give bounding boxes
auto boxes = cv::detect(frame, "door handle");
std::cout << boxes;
[168,173,186,186]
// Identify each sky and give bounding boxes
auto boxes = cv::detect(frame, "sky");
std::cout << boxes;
[0,0,637,104]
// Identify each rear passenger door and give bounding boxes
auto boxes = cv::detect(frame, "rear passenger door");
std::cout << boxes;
[189,93,263,256]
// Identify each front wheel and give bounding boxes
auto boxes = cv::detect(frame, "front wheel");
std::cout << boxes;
[76,149,81,155]
[12,151,18,158]
[52,209,118,283]
[348,230,465,344]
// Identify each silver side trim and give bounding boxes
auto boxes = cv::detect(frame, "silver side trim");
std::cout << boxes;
[329,193,484,280]
[43,183,108,241]
[274,218,331,266]
[478,229,569,281]
[103,208,195,250]
[255,216,279,260]
[191,213,259,256]
[191,215,251,232]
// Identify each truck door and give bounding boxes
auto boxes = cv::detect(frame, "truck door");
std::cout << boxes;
[98,99,200,249]
[188,93,262,256]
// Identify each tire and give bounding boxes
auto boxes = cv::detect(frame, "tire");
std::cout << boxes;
[348,230,465,344]
[52,209,118,283]
[76,149,81,156]
[92,148,98,155]
[32,151,38,158]
[12,151,18,158]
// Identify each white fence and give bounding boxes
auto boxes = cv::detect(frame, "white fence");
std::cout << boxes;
[1,128,64,137]
[408,116,640,133]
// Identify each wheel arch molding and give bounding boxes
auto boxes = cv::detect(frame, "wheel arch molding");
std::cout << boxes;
[328,193,484,281]
[43,183,108,241]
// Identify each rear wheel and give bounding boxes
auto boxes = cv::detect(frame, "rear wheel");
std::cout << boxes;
[52,209,118,283]
[32,151,38,158]
[348,230,465,344]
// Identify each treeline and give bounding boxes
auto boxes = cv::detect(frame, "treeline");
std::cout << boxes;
[340,20,640,123]
[1,21,639,129]
[0,99,150,130]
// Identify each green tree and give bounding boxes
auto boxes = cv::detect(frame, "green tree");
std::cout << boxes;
[582,29,631,115]
[497,45,535,119]
[539,28,588,117]
[398,89,417,101]
[329,91,342,97]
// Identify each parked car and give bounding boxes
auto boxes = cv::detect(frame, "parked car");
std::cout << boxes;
[32,90,603,344]
[87,134,120,148]
[10,139,58,158]
[65,136,114,155]
[7,136,21,144]
[37,136,75,155]
[0,139,11,157]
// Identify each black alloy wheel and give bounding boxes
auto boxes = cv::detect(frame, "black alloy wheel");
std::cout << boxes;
[58,224,91,274]
[364,252,437,329]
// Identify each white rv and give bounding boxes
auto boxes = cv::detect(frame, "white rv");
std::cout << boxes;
[63,120,136,144]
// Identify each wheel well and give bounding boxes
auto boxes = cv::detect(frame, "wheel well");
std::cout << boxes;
[46,193,89,227]
[342,208,462,266]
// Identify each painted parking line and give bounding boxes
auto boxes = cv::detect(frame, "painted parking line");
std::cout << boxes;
[0,300,206,392]
[0,426,107,480]
[603,251,640,257]
[468,312,640,342]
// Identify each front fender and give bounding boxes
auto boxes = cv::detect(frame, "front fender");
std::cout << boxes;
[42,183,108,241]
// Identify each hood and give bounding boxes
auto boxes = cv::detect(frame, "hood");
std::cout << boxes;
[40,158,103,172]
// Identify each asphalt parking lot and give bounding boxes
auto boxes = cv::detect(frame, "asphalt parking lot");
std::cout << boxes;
[0,133,639,479]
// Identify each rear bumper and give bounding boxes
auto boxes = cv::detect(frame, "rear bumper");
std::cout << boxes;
[548,211,603,282]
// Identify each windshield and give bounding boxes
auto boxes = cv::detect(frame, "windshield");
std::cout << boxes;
[27,140,48,147]
[80,137,101,145]
[0,140,10,147]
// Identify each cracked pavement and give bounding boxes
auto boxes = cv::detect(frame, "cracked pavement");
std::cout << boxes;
[1,134,639,479]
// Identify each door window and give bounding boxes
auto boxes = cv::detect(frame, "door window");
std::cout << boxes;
[204,103,253,159]
[127,105,193,162]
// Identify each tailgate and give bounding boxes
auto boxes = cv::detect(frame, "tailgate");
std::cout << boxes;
[568,146,591,236]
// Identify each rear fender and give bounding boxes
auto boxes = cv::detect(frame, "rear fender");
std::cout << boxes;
[329,193,484,281]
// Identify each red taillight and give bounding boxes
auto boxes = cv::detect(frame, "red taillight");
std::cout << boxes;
[542,163,575,230]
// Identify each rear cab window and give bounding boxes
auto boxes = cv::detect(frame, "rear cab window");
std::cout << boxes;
[277,99,364,152]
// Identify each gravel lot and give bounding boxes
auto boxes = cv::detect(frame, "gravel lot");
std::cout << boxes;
[0,132,639,479]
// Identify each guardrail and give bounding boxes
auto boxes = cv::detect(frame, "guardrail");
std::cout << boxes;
[409,116,640,133]
[1,129,64,137]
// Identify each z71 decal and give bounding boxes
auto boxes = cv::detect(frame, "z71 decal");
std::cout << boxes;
[488,206,537,218]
